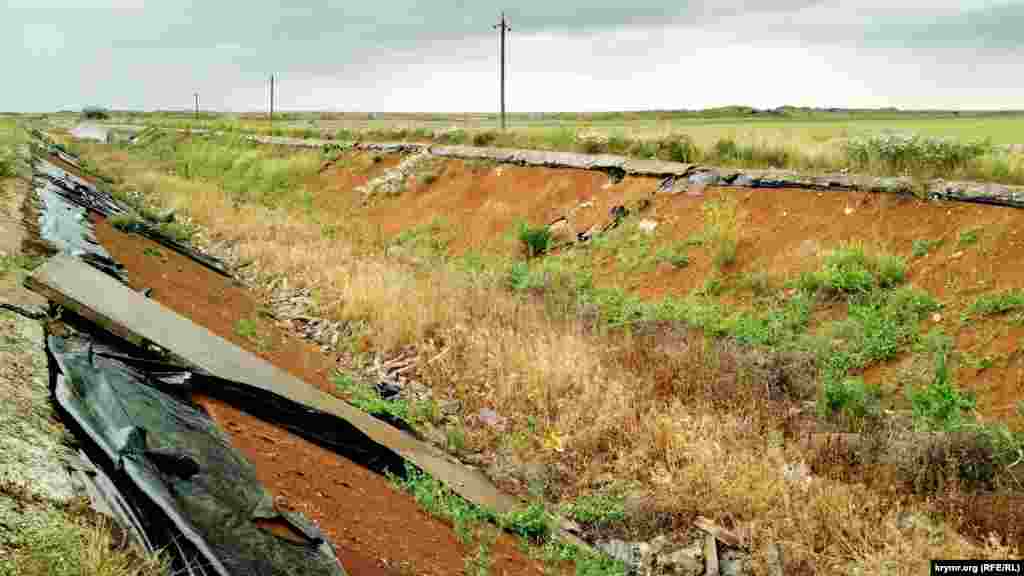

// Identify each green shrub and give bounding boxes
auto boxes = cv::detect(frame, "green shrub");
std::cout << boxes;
[0,155,14,178]
[907,331,975,431]
[471,130,500,147]
[812,245,907,295]
[562,492,626,528]
[656,134,698,163]
[820,377,880,420]
[334,128,357,141]
[819,246,875,294]
[713,138,741,162]
[499,503,553,543]
[518,222,552,258]
[875,252,907,287]
[844,133,992,177]
[81,106,110,120]
[626,139,658,159]
[435,128,468,145]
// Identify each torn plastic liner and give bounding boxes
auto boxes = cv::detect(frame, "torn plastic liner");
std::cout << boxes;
[47,332,348,576]
[31,157,128,283]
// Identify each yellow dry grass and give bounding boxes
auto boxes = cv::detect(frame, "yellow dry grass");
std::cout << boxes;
[77,143,1020,575]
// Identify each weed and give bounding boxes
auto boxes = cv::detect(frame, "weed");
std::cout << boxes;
[518,222,552,259]
[471,131,500,147]
[541,538,634,575]
[911,238,943,259]
[333,371,414,426]
[233,317,269,350]
[464,537,494,576]
[446,423,467,454]
[391,217,452,260]
[0,152,15,178]
[562,491,626,529]
[810,244,907,296]
[142,247,165,260]
[844,133,992,178]
[0,254,44,278]
[819,377,880,421]
[740,270,775,297]
[654,243,690,269]
[655,133,698,163]
[701,197,741,270]
[387,462,494,544]
[817,287,939,386]
[697,277,726,297]
[109,214,142,232]
[957,227,982,248]
[0,503,167,576]
[968,290,1024,317]
[907,332,976,431]
[499,502,554,543]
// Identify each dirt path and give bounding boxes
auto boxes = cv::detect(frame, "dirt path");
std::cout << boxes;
[94,217,553,576]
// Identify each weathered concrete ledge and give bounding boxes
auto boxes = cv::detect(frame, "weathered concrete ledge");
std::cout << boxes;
[104,126,1024,210]
[401,143,1024,209]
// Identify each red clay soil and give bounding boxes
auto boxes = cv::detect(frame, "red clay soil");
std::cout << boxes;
[93,217,552,576]
[354,161,1024,427]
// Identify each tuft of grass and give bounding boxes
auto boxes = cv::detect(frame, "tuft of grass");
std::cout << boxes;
[701,197,741,270]
[109,214,142,232]
[655,133,698,163]
[0,253,44,278]
[333,371,415,426]
[957,227,982,248]
[654,243,690,269]
[233,317,270,351]
[911,238,943,259]
[819,377,880,421]
[561,491,627,529]
[0,503,167,576]
[517,222,552,259]
[907,331,976,431]
[844,133,992,178]
[386,462,494,544]
[499,503,554,543]
[807,244,907,296]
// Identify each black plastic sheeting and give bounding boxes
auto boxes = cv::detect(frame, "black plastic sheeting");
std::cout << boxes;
[47,330,349,576]
[30,156,129,283]
[28,132,232,278]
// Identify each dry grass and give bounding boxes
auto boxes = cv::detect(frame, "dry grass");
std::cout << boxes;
[75,141,1021,574]
[0,494,168,576]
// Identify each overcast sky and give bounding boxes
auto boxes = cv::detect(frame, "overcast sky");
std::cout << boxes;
[3,1,1022,112]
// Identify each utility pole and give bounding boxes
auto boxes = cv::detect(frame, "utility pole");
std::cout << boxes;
[493,12,510,130]
[269,74,275,124]
[194,92,199,120]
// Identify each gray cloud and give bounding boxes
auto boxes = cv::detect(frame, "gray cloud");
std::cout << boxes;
[2,1,1022,112]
